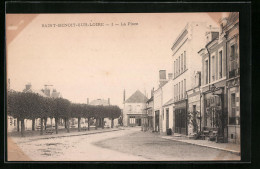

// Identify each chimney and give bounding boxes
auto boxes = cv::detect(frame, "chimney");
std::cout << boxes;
[168,73,173,80]
[151,88,154,97]
[159,70,167,87]
[25,83,32,90]
[87,98,89,104]
[123,89,126,103]
[108,98,110,105]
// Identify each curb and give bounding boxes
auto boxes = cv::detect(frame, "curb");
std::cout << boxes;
[16,128,124,143]
[161,136,240,156]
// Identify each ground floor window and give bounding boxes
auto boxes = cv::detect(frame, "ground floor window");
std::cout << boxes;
[129,116,135,124]
[229,88,240,125]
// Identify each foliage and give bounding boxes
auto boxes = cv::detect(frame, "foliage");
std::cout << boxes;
[187,110,200,133]
[7,91,122,121]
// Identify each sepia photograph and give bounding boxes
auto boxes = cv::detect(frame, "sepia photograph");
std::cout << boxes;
[6,12,241,161]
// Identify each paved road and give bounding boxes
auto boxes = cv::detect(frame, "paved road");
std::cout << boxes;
[9,127,240,161]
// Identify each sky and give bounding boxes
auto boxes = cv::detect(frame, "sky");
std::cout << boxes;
[6,13,225,108]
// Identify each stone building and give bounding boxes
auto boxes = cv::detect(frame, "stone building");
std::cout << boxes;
[123,90,148,127]
[171,22,217,135]
[224,12,240,144]
[186,71,202,136]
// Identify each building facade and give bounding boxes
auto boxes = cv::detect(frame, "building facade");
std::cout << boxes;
[186,71,202,136]
[171,22,217,135]
[225,12,240,144]
[123,90,147,127]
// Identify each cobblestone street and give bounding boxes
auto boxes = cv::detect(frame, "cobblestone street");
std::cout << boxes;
[9,127,240,161]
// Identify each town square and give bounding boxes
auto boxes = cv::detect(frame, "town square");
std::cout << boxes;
[6,12,240,161]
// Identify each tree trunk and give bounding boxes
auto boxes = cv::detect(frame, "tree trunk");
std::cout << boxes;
[67,118,70,133]
[32,118,35,131]
[88,118,90,131]
[44,117,47,130]
[95,118,98,130]
[21,119,25,137]
[78,117,81,132]
[51,118,53,128]
[64,118,67,129]
[40,118,43,135]
[17,118,20,132]
[55,117,58,134]
[102,118,104,129]
[111,118,114,128]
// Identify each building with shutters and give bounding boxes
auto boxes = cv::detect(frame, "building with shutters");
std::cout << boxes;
[171,22,218,135]
[123,90,148,127]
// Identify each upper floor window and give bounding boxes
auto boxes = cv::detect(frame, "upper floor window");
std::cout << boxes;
[219,50,223,78]
[174,61,176,77]
[184,79,186,98]
[181,54,183,72]
[205,60,209,84]
[211,55,215,81]
[184,51,186,70]
[179,56,181,74]
[230,44,235,60]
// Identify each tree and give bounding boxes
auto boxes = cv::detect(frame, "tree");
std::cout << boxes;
[53,98,71,133]
[70,103,83,132]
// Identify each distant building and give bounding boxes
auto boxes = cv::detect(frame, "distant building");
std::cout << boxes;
[186,71,202,136]
[153,70,174,133]
[89,98,110,106]
[89,98,113,127]
[143,89,154,131]
[123,90,148,127]
[8,83,62,132]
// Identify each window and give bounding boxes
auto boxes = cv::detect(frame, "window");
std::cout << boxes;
[181,81,183,99]
[174,61,176,77]
[231,45,235,60]
[176,59,178,75]
[184,79,186,98]
[130,116,135,124]
[179,82,180,100]
[229,93,237,125]
[174,85,176,101]
[219,50,223,78]
[184,51,186,70]
[181,54,183,72]
[193,105,196,113]
[179,56,181,74]
[212,56,215,81]
[205,60,209,84]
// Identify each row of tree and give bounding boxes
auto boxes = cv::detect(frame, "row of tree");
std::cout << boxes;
[7,91,121,137]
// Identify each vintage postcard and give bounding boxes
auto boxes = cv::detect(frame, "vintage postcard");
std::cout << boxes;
[6,12,241,161]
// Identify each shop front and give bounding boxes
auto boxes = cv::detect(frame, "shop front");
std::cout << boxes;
[174,100,187,135]
[202,84,228,143]
[127,114,142,127]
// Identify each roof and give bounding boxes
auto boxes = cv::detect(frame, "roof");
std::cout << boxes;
[163,98,175,107]
[89,99,109,106]
[125,90,148,103]
[146,96,153,103]
[23,88,47,97]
